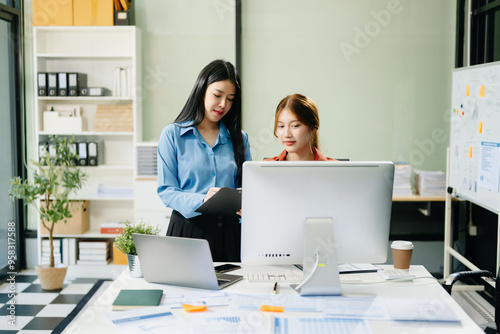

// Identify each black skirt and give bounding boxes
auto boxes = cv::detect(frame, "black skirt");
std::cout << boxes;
[166,210,241,262]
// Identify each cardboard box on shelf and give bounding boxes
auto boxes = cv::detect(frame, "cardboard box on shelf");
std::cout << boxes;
[74,0,114,26]
[113,245,128,265]
[94,104,133,132]
[43,110,84,133]
[40,201,90,235]
[33,0,73,26]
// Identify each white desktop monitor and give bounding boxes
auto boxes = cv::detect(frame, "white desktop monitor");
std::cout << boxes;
[241,161,395,266]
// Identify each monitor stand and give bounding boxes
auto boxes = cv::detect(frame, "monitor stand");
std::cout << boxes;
[295,217,342,296]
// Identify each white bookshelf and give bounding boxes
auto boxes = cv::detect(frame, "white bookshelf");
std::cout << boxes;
[33,26,142,267]
[134,142,172,235]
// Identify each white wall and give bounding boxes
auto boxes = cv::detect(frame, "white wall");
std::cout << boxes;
[241,0,456,171]
[135,0,236,140]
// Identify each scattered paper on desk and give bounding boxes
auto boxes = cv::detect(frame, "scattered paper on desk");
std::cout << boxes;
[106,305,190,334]
[229,293,321,312]
[190,311,267,334]
[323,296,390,320]
[161,291,231,309]
[273,317,371,334]
[385,299,461,322]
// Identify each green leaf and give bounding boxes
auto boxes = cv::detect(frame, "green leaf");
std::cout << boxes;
[113,221,161,255]
[8,135,88,268]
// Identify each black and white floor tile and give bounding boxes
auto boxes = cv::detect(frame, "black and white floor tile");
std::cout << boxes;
[0,273,105,333]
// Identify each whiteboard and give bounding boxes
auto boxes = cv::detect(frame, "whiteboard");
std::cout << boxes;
[450,62,500,214]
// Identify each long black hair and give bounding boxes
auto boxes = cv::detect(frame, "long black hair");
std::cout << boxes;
[175,59,245,186]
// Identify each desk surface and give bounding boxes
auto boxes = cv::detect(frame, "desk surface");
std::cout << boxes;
[66,265,482,333]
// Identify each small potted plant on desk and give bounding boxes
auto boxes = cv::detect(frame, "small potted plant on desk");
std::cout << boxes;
[113,221,161,277]
[9,135,86,290]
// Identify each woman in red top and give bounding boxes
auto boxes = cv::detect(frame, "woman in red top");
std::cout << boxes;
[265,93,335,161]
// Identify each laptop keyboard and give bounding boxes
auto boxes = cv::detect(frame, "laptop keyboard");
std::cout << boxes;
[217,279,230,286]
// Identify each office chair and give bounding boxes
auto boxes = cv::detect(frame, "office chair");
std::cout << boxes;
[443,268,498,333]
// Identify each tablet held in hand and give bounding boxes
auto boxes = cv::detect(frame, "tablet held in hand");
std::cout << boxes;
[195,187,242,216]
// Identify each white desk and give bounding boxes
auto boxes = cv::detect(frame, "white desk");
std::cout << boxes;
[65,265,483,333]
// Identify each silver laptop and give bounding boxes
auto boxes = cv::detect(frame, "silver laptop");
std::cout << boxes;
[132,234,243,290]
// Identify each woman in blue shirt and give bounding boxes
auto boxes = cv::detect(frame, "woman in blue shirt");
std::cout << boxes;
[157,60,252,262]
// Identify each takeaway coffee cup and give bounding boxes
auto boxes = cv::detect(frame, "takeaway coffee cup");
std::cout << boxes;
[391,240,414,270]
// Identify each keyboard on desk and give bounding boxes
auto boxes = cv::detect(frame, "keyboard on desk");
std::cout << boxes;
[246,273,303,283]
[378,269,415,280]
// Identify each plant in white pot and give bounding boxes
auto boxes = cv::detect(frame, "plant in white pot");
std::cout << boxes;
[113,221,161,277]
[9,135,86,290]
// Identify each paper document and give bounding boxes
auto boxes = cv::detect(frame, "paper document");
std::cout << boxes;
[414,169,446,196]
[385,299,461,322]
[160,291,231,309]
[106,305,190,334]
[273,317,372,334]
[229,293,322,312]
[190,311,267,334]
[478,141,500,192]
[323,296,390,320]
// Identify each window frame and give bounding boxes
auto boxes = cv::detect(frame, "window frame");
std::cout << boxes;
[0,0,26,278]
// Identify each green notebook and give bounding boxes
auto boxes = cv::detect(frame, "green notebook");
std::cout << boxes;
[112,289,163,311]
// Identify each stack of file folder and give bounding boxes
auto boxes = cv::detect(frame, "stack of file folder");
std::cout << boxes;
[414,169,446,196]
[97,184,134,198]
[77,240,111,265]
[392,163,413,197]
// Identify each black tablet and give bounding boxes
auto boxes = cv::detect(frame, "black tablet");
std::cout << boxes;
[194,187,242,216]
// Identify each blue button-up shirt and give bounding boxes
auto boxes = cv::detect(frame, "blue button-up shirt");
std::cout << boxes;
[157,120,252,218]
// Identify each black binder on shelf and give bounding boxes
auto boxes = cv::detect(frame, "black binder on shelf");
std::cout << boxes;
[37,73,47,96]
[47,73,58,96]
[88,142,98,166]
[57,73,68,96]
[68,73,87,96]
[78,142,88,166]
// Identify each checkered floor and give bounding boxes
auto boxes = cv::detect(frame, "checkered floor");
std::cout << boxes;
[0,273,105,333]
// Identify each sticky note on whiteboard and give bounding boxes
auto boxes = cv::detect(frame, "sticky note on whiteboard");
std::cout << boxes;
[466,85,470,96]
[469,147,473,158]
[479,121,483,133]
[479,85,485,97]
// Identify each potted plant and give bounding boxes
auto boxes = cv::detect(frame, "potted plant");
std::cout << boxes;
[113,221,161,277]
[9,135,86,290]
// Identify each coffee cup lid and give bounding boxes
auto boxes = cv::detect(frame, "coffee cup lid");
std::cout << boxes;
[391,240,414,250]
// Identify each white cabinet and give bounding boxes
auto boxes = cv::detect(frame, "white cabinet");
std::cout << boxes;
[134,142,172,235]
[33,26,142,266]
[134,180,172,235]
